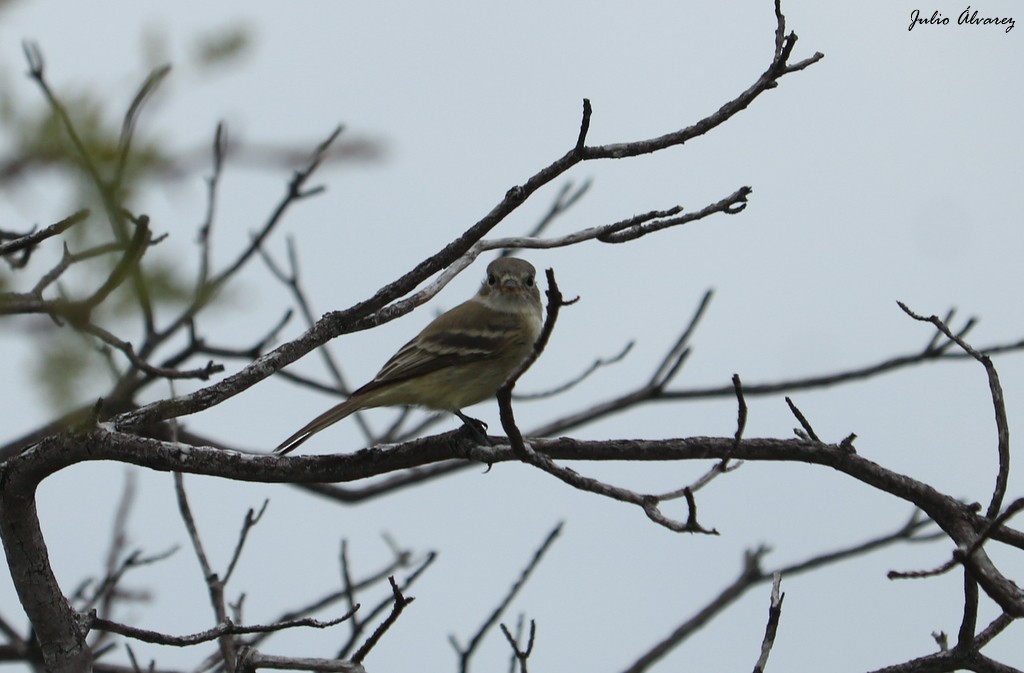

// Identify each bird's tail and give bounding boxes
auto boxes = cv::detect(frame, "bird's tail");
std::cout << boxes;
[274,397,361,456]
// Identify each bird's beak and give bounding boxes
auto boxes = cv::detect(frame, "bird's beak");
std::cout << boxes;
[500,277,521,292]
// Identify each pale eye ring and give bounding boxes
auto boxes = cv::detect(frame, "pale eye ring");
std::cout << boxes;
[524,275,535,287]
[487,274,498,286]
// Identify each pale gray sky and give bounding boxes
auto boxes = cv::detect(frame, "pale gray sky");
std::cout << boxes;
[1,0,1021,671]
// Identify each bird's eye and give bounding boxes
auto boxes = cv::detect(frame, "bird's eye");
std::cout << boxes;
[487,274,498,286]
[524,275,535,287]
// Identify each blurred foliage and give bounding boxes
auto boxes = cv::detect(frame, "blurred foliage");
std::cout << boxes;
[1,22,253,411]
[15,94,167,216]
[192,24,252,68]
[33,330,107,412]
[109,256,198,311]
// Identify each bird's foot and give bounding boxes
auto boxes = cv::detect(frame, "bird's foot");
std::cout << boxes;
[455,411,491,445]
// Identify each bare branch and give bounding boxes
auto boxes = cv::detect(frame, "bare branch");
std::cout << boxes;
[23,43,160,343]
[651,289,713,389]
[733,373,748,446]
[957,572,979,654]
[197,122,228,288]
[897,301,1011,518]
[889,498,1024,582]
[197,544,429,671]
[292,462,468,504]
[513,340,634,400]
[115,64,172,190]
[517,178,593,243]
[622,511,936,673]
[973,612,1015,649]
[652,335,1024,403]
[598,187,750,244]
[208,125,344,292]
[781,510,939,577]
[79,320,223,381]
[31,240,130,298]
[237,649,365,673]
[87,610,358,647]
[524,290,711,438]
[0,612,26,649]
[173,473,234,666]
[499,618,536,673]
[656,457,739,501]
[475,187,748,254]
[0,209,90,264]
[335,552,436,660]
[451,524,561,673]
[82,468,141,649]
[784,397,819,442]
[23,41,107,191]
[620,548,766,673]
[338,540,362,642]
[751,574,784,673]
[223,499,269,584]
[494,271,715,534]
[575,98,592,152]
[350,577,413,665]
[78,546,178,615]
[187,309,293,364]
[259,236,377,443]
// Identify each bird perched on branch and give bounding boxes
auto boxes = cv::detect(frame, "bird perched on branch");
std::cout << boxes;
[275,257,544,455]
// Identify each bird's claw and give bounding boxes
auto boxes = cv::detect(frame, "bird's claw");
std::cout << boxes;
[455,411,491,445]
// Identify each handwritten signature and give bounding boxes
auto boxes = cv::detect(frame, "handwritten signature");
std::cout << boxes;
[909,7,1015,32]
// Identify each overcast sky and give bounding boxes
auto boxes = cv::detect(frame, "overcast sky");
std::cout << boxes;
[1,1,1022,671]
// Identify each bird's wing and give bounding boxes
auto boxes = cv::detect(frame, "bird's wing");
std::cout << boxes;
[357,299,521,394]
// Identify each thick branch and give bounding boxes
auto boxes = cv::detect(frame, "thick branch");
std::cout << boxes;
[0,479,90,673]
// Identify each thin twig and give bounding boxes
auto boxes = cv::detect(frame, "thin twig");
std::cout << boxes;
[575,98,592,153]
[524,179,593,240]
[451,524,561,673]
[475,188,748,253]
[496,272,715,534]
[751,573,785,673]
[22,42,106,191]
[513,340,634,400]
[350,577,413,664]
[209,125,344,290]
[784,397,819,442]
[173,472,234,666]
[621,510,933,673]
[197,122,228,288]
[499,619,536,673]
[336,552,437,659]
[115,64,172,191]
[259,237,377,443]
[223,499,269,584]
[888,498,1024,581]
[897,301,1011,518]
[733,373,748,446]
[0,209,90,261]
[339,540,362,641]
[79,320,223,381]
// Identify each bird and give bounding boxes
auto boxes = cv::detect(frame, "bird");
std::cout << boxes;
[274,257,544,455]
